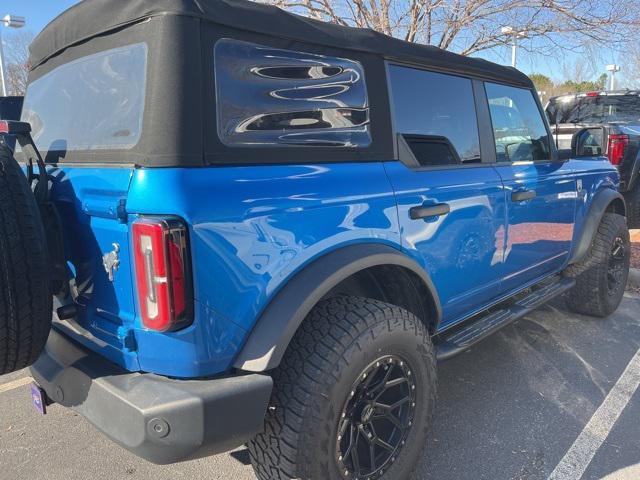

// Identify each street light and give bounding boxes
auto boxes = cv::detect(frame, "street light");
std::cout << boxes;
[0,15,26,97]
[605,64,620,91]
[501,26,527,68]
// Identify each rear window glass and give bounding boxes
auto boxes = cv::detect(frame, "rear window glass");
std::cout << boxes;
[21,43,147,152]
[214,38,371,148]
[388,65,481,165]
[546,94,640,124]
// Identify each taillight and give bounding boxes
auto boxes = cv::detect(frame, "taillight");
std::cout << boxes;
[607,134,629,166]
[132,217,192,332]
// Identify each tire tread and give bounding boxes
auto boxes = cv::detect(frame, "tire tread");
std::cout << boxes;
[565,213,630,317]
[247,296,436,480]
[0,147,51,375]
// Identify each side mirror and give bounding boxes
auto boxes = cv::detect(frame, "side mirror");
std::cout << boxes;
[571,127,605,158]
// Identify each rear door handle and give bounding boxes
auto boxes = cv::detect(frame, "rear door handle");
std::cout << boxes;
[409,203,451,220]
[511,190,536,202]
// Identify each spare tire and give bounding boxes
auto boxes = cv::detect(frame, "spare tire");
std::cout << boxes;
[0,145,51,375]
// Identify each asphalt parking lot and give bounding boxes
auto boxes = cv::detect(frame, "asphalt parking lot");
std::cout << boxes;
[1,293,639,480]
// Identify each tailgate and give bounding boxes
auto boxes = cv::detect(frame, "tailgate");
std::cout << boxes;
[50,165,139,370]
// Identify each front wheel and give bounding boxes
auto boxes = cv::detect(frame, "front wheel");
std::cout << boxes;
[248,297,437,480]
[565,213,630,317]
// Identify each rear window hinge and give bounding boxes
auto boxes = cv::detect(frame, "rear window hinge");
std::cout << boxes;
[116,199,128,223]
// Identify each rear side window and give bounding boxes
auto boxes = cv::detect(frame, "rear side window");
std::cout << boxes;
[547,94,640,124]
[388,65,481,166]
[485,83,551,162]
[214,39,371,148]
[22,43,147,152]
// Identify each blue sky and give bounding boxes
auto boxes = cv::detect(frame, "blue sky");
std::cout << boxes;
[2,0,77,36]
[3,0,626,85]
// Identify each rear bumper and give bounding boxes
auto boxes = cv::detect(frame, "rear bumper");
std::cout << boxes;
[30,329,273,464]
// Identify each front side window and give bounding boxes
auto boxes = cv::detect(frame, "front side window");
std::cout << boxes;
[22,43,148,152]
[388,65,481,166]
[214,39,371,148]
[485,83,551,162]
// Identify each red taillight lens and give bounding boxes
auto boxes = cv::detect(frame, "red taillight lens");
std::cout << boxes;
[132,217,192,332]
[607,134,629,166]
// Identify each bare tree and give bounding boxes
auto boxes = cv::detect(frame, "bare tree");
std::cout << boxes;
[3,30,34,96]
[259,0,639,57]
[626,42,640,89]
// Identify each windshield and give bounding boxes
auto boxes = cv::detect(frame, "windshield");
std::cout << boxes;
[21,43,147,153]
[546,94,640,125]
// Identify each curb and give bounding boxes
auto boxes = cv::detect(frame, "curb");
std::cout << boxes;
[629,268,640,289]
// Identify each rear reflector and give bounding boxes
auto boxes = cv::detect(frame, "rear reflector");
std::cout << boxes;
[607,134,629,166]
[132,217,192,332]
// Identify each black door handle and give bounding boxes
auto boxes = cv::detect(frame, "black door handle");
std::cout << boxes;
[511,190,536,202]
[409,203,451,220]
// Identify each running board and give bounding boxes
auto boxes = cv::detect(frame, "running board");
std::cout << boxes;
[436,276,576,361]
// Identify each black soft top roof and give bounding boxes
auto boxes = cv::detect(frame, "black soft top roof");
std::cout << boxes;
[31,0,532,88]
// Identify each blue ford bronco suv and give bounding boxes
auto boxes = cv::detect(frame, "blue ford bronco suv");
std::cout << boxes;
[0,1,631,479]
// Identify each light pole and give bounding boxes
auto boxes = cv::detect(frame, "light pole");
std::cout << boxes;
[605,64,620,91]
[501,26,527,68]
[0,15,26,97]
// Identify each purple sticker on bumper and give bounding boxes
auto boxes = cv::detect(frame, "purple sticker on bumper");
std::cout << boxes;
[30,383,46,415]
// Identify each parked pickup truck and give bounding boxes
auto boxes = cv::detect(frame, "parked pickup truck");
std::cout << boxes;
[0,1,631,479]
[546,90,640,228]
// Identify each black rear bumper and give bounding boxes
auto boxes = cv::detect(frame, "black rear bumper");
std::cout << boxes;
[30,329,273,464]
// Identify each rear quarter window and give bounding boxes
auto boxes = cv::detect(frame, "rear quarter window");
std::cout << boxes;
[21,43,147,152]
[214,38,371,148]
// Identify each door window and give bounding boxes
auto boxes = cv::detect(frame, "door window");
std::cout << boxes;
[485,83,551,162]
[388,65,481,166]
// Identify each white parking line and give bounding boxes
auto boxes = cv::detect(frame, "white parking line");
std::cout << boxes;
[0,376,32,394]
[548,348,640,480]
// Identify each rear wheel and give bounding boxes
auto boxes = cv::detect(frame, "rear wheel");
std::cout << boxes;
[0,146,52,375]
[248,296,436,480]
[565,213,630,317]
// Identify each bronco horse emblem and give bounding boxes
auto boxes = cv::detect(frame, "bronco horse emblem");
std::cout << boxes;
[102,243,120,282]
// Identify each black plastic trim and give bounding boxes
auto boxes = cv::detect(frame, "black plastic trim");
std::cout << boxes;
[569,188,626,265]
[233,244,441,372]
[30,329,273,465]
[436,276,575,361]
[472,78,498,164]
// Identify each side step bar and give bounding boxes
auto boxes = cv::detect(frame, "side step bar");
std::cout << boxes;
[436,276,576,361]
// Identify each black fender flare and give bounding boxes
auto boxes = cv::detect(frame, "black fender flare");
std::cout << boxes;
[568,188,626,266]
[233,243,441,372]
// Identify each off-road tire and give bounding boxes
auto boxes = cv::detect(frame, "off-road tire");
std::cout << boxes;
[247,296,437,480]
[0,146,51,374]
[565,213,630,317]
[624,184,640,230]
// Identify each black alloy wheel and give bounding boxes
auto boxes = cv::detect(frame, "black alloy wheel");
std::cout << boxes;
[336,355,416,478]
